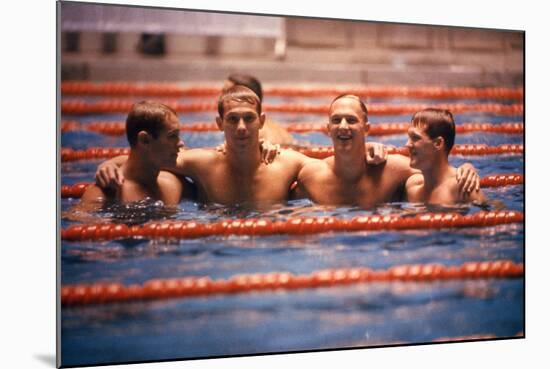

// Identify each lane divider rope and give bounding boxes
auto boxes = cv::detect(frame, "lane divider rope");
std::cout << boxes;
[60,144,524,162]
[61,210,524,242]
[61,82,523,100]
[61,259,524,306]
[61,100,524,116]
[296,144,524,158]
[61,120,524,136]
[61,174,523,199]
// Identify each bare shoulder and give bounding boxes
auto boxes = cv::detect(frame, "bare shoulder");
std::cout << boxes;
[178,148,219,163]
[386,154,410,170]
[81,184,106,201]
[406,173,424,187]
[176,148,220,173]
[303,159,328,173]
[384,154,417,177]
[158,170,182,185]
[299,157,331,182]
[279,148,312,164]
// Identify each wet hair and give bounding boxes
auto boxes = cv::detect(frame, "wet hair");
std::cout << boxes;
[227,73,263,102]
[330,94,368,122]
[217,85,262,118]
[411,108,456,153]
[126,101,177,147]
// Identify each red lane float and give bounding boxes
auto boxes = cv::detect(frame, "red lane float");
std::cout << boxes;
[61,210,524,241]
[61,147,130,162]
[61,100,524,116]
[61,82,523,100]
[61,259,524,306]
[295,144,524,159]
[60,144,523,162]
[479,174,524,188]
[61,174,523,199]
[61,120,524,136]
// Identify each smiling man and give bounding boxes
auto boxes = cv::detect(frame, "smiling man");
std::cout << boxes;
[405,108,485,205]
[294,95,480,207]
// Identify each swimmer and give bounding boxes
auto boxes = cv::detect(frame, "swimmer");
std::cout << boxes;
[293,95,480,207]
[222,73,295,146]
[79,101,193,209]
[404,108,485,205]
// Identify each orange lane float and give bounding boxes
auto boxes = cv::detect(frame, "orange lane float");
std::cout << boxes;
[295,144,524,159]
[61,120,524,136]
[60,144,523,163]
[61,259,524,306]
[61,174,523,199]
[61,210,523,242]
[61,82,523,100]
[61,100,524,116]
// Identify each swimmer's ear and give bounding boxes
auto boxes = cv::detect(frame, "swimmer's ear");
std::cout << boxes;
[137,131,151,146]
[364,121,370,134]
[215,116,223,131]
[259,113,266,129]
[433,136,444,151]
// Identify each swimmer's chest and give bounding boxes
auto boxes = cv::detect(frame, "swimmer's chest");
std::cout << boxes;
[199,162,295,204]
[119,178,180,205]
[409,180,458,204]
[308,169,402,205]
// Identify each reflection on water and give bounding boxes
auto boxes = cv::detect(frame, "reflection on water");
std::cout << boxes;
[63,194,506,227]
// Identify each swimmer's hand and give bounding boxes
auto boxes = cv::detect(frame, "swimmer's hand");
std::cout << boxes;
[96,160,124,189]
[259,139,280,164]
[365,142,388,165]
[457,162,480,198]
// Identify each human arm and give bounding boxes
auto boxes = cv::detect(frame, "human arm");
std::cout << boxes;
[404,173,424,203]
[456,162,480,197]
[62,184,107,222]
[464,185,486,203]
[95,155,127,188]
[79,184,107,208]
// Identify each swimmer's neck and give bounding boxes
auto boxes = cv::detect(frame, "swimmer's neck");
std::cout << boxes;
[123,151,161,187]
[420,158,454,191]
[225,143,263,174]
[332,145,367,182]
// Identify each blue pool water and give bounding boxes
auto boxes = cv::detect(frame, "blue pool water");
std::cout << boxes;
[60,92,524,367]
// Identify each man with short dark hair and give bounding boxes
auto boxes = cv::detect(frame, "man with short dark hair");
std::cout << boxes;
[405,108,485,204]
[79,101,191,207]
[222,73,295,145]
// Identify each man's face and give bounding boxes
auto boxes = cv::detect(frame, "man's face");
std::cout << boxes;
[327,98,368,151]
[217,99,265,150]
[149,113,184,168]
[406,124,437,170]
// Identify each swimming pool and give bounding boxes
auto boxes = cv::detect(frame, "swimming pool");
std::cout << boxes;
[59,86,524,366]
